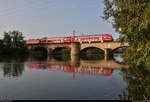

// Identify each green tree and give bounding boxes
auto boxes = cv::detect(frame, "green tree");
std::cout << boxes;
[0,40,4,55]
[102,0,150,65]
[3,32,12,48]
[3,30,25,48]
[2,30,27,56]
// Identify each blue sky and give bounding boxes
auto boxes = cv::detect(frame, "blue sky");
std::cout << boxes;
[0,0,119,40]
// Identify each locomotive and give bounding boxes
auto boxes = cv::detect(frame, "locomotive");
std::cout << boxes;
[26,34,113,44]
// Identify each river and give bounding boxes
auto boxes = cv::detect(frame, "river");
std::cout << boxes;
[0,53,149,100]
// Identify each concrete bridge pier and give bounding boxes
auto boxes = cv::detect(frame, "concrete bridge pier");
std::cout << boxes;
[70,42,80,67]
[71,42,80,56]
[104,48,113,61]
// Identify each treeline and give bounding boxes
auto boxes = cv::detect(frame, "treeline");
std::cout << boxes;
[0,30,28,57]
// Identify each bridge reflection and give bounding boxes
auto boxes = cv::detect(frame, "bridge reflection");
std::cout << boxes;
[26,57,129,77]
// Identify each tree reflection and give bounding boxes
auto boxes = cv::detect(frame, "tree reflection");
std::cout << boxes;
[120,65,150,100]
[3,63,24,78]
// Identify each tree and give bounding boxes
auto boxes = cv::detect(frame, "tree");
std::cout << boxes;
[0,40,4,55]
[3,32,12,48]
[3,30,25,48]
[0,40,4,47]
[102,0,150,65]
[1,30,28,56]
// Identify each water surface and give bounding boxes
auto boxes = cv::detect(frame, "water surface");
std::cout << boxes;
[0,54,129,100]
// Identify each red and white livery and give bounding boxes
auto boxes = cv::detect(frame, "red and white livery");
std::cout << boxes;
[26,34,113,44]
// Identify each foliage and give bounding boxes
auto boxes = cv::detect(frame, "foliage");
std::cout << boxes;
[3,30,25,48]
[102,0,150,65]
[0,40,5,55]
[0,30,28,56]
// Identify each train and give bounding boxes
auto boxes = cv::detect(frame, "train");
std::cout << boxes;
[26,34,113,44]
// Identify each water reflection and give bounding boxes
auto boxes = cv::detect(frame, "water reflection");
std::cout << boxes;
[0,54,128,78]
[2,63,25,78]
[0,54,130,100]
[0,54,149,100]
[120,65,150,100]
[113,53,124,63]
[0,56,26,78]
[26,60,113,77]
[25,55,129,77]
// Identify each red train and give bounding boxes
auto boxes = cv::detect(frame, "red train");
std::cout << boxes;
[26,34,113,44]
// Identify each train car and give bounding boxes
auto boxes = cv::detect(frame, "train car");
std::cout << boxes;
[62,37,72,42]
[79,35,101,43]
[47,37,64,43]
[47,37,74,43]
[40,38,47,43]
[26,39,40,44]
[78,34,113,43]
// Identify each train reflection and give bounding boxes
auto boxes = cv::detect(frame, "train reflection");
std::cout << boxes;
[27,62,113,76]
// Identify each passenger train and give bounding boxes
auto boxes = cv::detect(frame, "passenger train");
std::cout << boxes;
[26,34,113,44]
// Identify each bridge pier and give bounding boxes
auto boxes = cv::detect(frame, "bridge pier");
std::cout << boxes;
[104,48,112,61]
[70,42,80,67]
[71,42,80,56]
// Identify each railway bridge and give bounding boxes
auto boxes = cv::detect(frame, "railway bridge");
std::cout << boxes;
[27,41,129,60]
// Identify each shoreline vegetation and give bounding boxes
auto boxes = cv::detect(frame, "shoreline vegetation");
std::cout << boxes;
[0,30,28,58]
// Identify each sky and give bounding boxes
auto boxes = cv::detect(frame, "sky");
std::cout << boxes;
[0,0,119,40]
